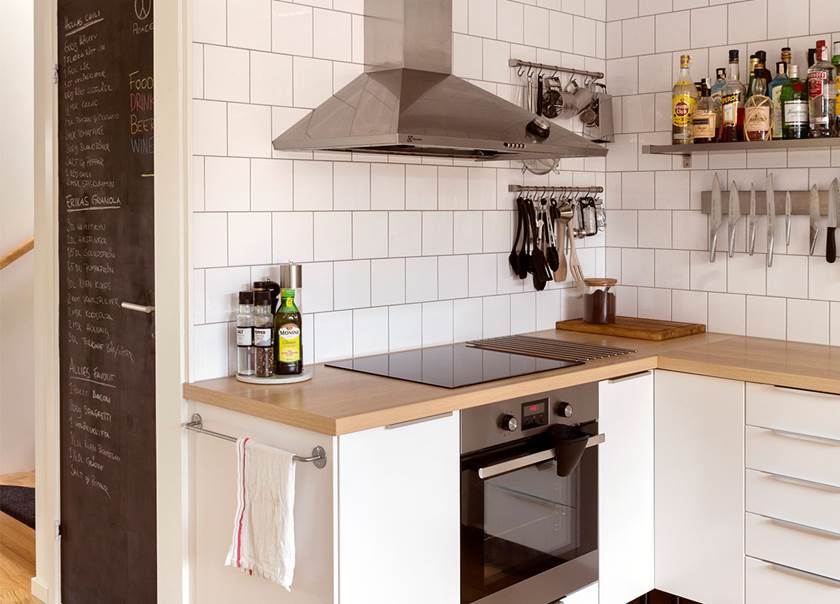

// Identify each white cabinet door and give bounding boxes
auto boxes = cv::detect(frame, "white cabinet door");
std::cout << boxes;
[598,372,654,604]
[561,581,599,604]
[654,371,745,604]
[337,411,460,604]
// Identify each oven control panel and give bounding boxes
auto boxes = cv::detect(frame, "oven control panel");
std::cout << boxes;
[521,399,549,430]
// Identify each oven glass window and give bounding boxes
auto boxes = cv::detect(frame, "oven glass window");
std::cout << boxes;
[461,443,597,603]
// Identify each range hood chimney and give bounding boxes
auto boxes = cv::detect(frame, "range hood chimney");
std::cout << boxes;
[272,0,607,161]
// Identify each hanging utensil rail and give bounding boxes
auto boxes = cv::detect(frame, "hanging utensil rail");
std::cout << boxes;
[509,185,604,194]
[509,58,604,81]
[183,413,328,469]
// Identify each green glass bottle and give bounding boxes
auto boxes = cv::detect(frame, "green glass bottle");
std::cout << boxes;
[273,288,303,375]
[781,64,809,139]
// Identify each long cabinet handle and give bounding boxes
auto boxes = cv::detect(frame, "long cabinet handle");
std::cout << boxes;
[607,371,651,384]
[477,434,605,480]
[121,302,155,314]
[772,385,840,398]
[753,557,840,588]
[768,427,840,447]
[764,471,840,493]
[758,513,840,540]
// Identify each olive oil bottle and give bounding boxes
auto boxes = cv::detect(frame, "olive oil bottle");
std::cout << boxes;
[273,288,303,375]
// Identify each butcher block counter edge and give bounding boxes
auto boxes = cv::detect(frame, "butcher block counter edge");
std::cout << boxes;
[183,331,840,435]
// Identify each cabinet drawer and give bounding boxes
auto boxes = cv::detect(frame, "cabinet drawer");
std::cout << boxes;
[745,512,840,581]
[746,469,840,535]
[746,556,840,604]
[746,383,840,440]
[745,425,840,487]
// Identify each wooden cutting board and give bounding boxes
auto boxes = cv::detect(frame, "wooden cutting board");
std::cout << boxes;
[556,316,706,341]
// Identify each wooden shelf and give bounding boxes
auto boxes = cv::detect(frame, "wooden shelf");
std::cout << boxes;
[643,137,840,155]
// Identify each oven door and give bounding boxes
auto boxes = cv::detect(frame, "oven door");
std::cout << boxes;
[460,427,601,604]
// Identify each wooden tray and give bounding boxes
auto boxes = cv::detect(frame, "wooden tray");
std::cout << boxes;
[556,316,706,341]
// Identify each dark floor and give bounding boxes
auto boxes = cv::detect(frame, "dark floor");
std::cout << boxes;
[629,591,702,604]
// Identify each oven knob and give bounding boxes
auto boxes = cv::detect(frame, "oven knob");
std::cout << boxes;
[556,402,574,418]
[499,414,519,432]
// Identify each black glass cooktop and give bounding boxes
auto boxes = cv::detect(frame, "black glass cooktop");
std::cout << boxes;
[325,343,583,389]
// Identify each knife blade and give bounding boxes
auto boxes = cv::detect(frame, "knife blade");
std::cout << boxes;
[709,173,722,263]
[829,179,839,263]
[767,175,776,268]
[785,191,792,252]
[748,182,757,256]
[810,185,821,256]
[728,181,740,258]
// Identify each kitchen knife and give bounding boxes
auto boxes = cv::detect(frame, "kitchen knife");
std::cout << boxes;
[728,181,740,259]
[785,191,792,252]
[810,185,821,256]
[709,173,722,263]
[748,182,757,256]
[767,177,776,268]
[829,179,840,263]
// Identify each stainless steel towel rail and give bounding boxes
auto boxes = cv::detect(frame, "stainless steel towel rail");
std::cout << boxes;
[183,413,328,469]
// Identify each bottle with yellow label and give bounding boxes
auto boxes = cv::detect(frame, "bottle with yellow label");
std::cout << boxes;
[273,288,302,375]
[672,54,699,144]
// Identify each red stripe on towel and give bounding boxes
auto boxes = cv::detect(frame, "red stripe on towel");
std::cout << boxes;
[235,437,250,568]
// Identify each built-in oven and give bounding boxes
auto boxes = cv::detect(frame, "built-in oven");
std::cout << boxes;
[460,383,602,604]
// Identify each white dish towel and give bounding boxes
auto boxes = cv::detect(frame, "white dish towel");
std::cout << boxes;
[225,437,297,590]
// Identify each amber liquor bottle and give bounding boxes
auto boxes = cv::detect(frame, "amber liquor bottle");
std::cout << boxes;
[719,50,746,142]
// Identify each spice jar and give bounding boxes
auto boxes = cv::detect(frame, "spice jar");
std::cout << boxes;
[253,290,274,377]
[582,278,617,324]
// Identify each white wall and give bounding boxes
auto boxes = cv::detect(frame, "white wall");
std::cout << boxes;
[0,0,35,474]
[604,0,840,343]
[190,0,609,381]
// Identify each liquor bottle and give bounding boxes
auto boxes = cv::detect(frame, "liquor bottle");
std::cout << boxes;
[768,61,789,139]
[236,291,255,377]
[746,54,759,97]
[710,67,727,138]
[719,50,747,142]
[833,41,840,136]
[745,60,772,141]
[273,288,302,375]
[692,80,717,143]
[782,64,809,139]
[807,40,836,138]
[781,47,792,66]
[672,54,699,144]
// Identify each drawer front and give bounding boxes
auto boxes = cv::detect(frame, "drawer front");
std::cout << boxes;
[746,556,840,604]
[745,512,840,581]
[745,425,840,487]
[746,383,840,440]
[746,469,840,535]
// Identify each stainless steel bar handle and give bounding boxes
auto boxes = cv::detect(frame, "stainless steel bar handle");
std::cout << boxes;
[121,302,155,314]
[759,514,840,540]
[769,427,840,447]
[756,557,840,588]
[477,434,605,480]
[764,471,840,493]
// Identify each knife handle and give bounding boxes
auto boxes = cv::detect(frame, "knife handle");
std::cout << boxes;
[828,227,836,263]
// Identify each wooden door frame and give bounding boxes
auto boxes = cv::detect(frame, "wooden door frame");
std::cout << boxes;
[32,0,191,601]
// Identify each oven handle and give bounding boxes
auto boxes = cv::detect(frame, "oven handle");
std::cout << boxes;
[477,434,605,480]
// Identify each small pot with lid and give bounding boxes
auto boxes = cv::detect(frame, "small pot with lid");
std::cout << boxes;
[582,278,617,324]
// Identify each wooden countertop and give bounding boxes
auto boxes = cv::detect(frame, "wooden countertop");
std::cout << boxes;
[183,330,840,435]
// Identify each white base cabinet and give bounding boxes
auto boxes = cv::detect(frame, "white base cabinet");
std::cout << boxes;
[598,372,654,604]
[654,371,745,604]
[188,402,460,604]
[561,581,598,604]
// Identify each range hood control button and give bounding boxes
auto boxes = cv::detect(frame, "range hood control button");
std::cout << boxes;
[499,414,519,432]
[556,402,574,418]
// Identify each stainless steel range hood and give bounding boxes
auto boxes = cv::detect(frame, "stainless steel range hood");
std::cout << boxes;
[272,0,607,161]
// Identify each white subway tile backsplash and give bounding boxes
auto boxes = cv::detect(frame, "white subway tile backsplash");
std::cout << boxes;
[655,11,690,52]
[483,295,511,338]
[469,254,499,297]
[454,297,484,341]
[622,172,655,209]
[193,100,228,155]
[638,53,672,94]
[370,164,405,210]
[690,250,726,291]
[811,0,840,33]
[747,296,787,340]
[422,300,455,346]
[314,212,352,260]
[334,260,371,309]
[691,5,727,48]
[204,45,249,103]
[655,171,690,209]
[228,0,271,50]
[483,211,512,253]
[192,323,230,381]
[787,298,829,344]
[313,311,353,362]
[655,249,690,289]
[623,17,655,56]
[251,159,293,211]
[313,8,352,61]
[639,0,672,16]
[524,5,550,48]
[389,304,423,351]
[439,167,469,210]
[622,248,655,286]
[469,168,498,210]
[205,266,252,323]
[228,103,272,157]
[250,51,293,106]
[728,0,767,43]
[333,162,370,210]
[672,289,707,324]
[406,166,438,210]
[370,258,405,307]
[549,11,574,52]
[766,254,807,298]
[607,0,638,21]
[388,212,422,258]
[639,210,672,248]
[228,212,272,265]
[193,0,226,45]
[454,212,483,255]
[292,56,333,109]
[638,287,671,320]
[353,212,388,259]
[205,157,250,211]
[273,211,313,263]
[406,257,439,303]
[294,161,333,210]
[672,211,708,250]
[423,212,454,256]
[708,292,746,335]
[193,213,228,267]
[272,2,313,56]
[510,292,537,334]
[352,307,389,357]
[452,34,483,80]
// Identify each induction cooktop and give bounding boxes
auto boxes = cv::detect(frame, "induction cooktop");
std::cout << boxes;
[324,342,583,389]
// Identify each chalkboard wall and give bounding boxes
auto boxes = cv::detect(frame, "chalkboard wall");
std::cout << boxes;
[58,0,156,602]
